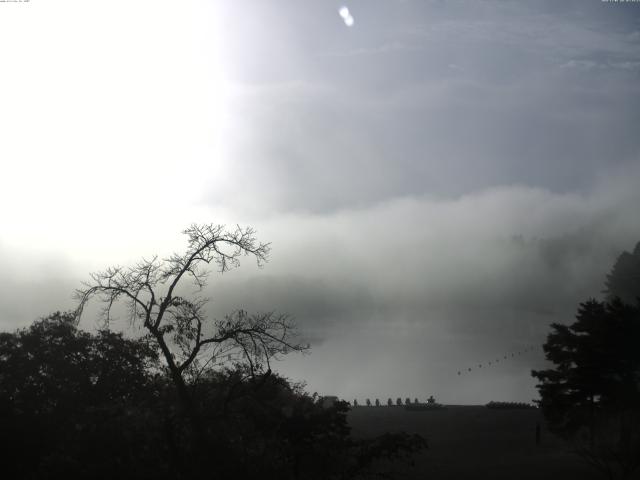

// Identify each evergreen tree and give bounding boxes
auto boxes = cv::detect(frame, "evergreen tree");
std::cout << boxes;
[604,241,640,304]
[532,298,640,477]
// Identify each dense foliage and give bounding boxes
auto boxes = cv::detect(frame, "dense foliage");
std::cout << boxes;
[532,299,640,478]
[0,312,164,478]
[604,241,640,304]
[0,313,426,479]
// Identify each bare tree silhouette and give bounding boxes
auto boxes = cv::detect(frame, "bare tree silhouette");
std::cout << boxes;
[74,223,308,452]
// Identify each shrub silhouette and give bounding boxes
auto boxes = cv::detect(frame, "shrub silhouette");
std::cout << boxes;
[74,224,308,461]
[532,298,640,478]
[0,313,428,479]
[0,312,164,478]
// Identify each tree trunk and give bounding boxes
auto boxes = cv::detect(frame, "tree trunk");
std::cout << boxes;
[590,395,595,451]
[152,331,208,463]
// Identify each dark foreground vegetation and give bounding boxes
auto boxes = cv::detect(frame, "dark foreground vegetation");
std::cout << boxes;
[531,241,640,479]
[0,312,426,479]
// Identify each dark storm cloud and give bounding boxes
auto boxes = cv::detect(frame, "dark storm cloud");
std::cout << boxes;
[209,0,640,214]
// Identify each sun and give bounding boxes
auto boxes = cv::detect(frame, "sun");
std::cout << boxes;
[338,6,355,27]
[0,1,227,261]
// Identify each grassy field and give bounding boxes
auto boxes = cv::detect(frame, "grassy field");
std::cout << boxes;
[347,405,601,480]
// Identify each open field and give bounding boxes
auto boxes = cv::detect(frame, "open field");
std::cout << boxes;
[348,405,601,480]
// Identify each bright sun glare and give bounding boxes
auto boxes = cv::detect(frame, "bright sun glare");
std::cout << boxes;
[0,1,227,259]
[339,6,355,27]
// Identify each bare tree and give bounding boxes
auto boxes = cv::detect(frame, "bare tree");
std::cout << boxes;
[74,223,308,447]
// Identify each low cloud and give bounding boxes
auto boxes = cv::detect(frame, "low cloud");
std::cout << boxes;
[2,168,639,403]
[197,171,640,401]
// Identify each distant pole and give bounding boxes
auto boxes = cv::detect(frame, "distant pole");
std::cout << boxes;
[535,422,541,446]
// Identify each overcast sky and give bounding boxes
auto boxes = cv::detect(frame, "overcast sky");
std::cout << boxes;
[1,0,639,404]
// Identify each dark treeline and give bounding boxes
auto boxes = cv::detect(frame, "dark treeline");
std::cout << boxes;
[0,312,426,479]
[532,242,640,479]
[353,396,441,408]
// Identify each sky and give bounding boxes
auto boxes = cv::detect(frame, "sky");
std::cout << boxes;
[1,0,640,404]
